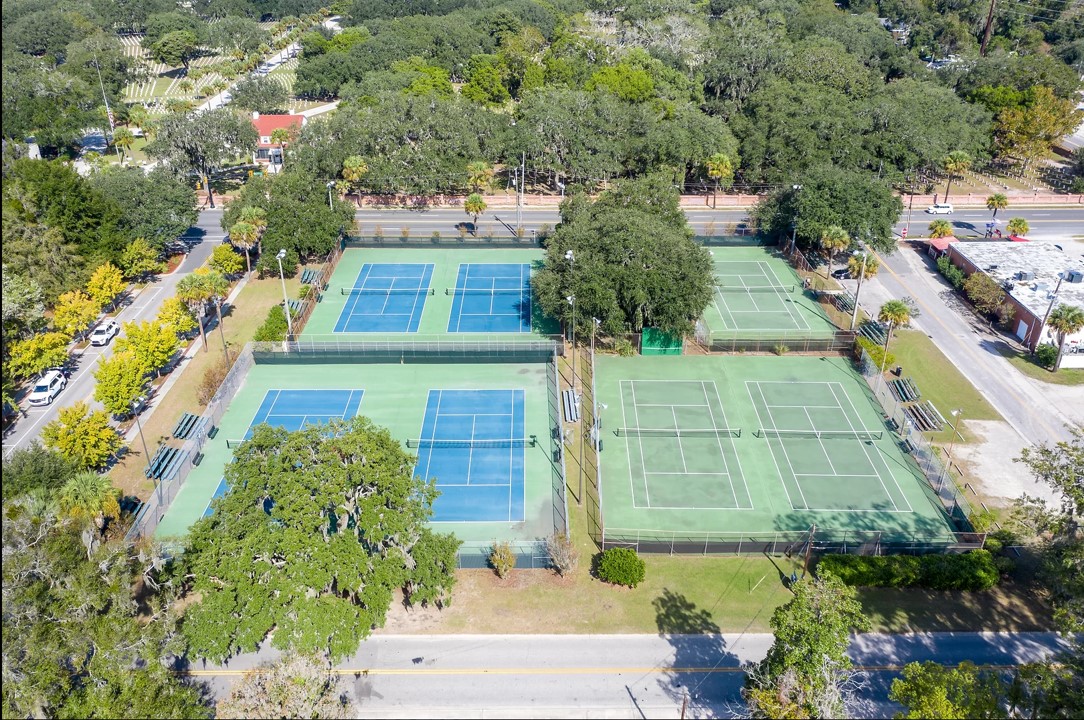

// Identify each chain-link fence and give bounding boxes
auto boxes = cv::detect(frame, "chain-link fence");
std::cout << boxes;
[599,528,984,556]
[252,336,563,363]
[855,347,975,528]
[125,344,256,541]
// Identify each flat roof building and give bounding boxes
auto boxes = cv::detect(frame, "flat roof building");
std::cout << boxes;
[946,241,1084,361]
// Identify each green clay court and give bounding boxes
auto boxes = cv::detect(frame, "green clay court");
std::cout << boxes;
[594,355,955,540]
[302,247,560,340]
[701,246,837,337]
[154,359,563,545]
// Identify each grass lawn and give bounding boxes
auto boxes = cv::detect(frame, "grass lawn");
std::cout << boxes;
[887,328,1003,444]
[999,346,1084,386]
[110,276,298,499]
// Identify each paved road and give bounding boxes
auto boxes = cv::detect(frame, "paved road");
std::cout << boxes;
[355,206,1084,241]
[185,632,1075,718]
[856,243,1080,447]
[2,209,224,458]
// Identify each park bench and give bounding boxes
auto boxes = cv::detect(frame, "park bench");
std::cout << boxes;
[172,412,200,440]
[562,389,580,423]
[145,446,179,480]
[158,448,189,482]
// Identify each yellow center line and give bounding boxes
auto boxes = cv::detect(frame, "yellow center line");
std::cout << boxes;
[182,663,1018,677]
[871,247,1062,441]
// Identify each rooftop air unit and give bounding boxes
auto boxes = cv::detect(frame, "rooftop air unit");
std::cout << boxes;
[1017,271,1034,281]
[1067,270,1084,284]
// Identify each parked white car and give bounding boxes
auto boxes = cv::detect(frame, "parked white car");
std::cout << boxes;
[90,320,120,346]
[27,369,67,407]
[926,203,954,214]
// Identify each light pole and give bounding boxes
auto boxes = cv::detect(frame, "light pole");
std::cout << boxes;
[276,249,294,341]
[216,297,231,363]
[905,172,916,236]
[849,242,868,331]
[790,184,802,251]
[326,181,335,210]
[947,408,964,458]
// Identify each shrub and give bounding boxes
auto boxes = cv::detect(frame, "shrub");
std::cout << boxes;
[818,551,1001,591]
[773,343,789,356]
[1036,344,1058,369]
[197,358,230,405]
[596,547,646,588]
[546,532,579,576]
[489,541,516,578]
[963,272,1006,315]
[993,556,1016,576]
[297,284,311,300]
[969,507,998,532]
[936,256,966,290]
[253,305,290,342]
[856,336,895,370]
[989,527,1019,547]
[614,337,636,357]
[983,537,1003,554]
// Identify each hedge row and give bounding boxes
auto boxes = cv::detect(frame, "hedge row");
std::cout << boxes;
[252,305,290,342]
[817,550,999,591]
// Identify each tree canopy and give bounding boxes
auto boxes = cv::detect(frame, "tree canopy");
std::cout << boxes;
[532,176,714,337]
[178,417,460,661]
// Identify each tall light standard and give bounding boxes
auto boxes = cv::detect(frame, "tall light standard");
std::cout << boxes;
[849,241,868,331]
[789,184,803,252]
[276,249,294,342]
[326,180,335,210]
[947,408,964,458]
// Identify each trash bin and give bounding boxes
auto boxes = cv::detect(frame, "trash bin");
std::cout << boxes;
[893,366,903,377]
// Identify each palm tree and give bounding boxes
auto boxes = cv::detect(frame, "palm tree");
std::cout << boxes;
[128,104,149,132]
[466,161,494,192]
[179,78,194,95]
[229,221,258,274]
[176,273,215,352]
[341,155,369,206]
[818,225,850,279]
[878,299,912,373]
[704,152,735,209]
[59,471,121,533]
[928,220,954,239]
[941,150,972,203]
[1006,217,1030,237]
[201,269,231,348]
[269,127,292,169]
[464,193,487,235]
[847,251,880,330]
[1047,304,1084,372]
[985,193,1008,218]
[112,127,135,162]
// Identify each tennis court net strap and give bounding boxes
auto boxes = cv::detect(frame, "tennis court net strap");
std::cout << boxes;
[717,285,796,294]
[755,429,883,441]
[615,428,741,438]
[445,287,528,295]
[406,437,537,448]
[341,287,435,296]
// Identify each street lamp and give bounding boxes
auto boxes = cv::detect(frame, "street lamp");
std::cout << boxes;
[790,184,802,251]
[947,409,964,458]
[849,242,868,331]
[326,180,335,210]
[276,249,294,342]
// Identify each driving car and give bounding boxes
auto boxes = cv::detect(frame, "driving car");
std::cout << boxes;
[90,320,120,346]
[926,203,954,214]
[27,369,67,407]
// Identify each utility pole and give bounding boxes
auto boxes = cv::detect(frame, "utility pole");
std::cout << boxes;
[850,248,867,331]
[980,0,997,56]
[517,152,525,235]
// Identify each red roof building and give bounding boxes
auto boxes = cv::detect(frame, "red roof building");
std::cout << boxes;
[250,112,305,169]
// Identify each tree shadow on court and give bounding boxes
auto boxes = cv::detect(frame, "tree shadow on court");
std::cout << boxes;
[651,588,741,718]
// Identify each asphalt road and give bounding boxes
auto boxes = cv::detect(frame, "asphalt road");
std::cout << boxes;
[2,209,224,459]
[355,205,1084,241]
[185,632,1076,718]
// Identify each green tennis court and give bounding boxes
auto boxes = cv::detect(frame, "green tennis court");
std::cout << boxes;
[701,247,836,336]
[595,355,955,540]
[154,360,562,545]
[303,247,560,340]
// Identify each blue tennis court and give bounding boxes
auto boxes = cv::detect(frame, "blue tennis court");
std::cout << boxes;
[413,389,526,522]
[447,263,532,333]
[335,263,434,333]
[203,389,363,518]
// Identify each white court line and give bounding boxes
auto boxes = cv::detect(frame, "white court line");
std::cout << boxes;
[765,404,842,409]
[629,381,652,506]
[746,381,798,510]
[708,381,754,510]
[829,383,912,512]
[795,472,883,478]
[645,471,730,476]
[803,406,841,476]
[699,381,738,508]
[620,381,638,509]
[671,407,689,473]
[754,382,810,510]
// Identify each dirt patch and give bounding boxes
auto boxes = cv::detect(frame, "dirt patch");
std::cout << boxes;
[952,419,1059,506]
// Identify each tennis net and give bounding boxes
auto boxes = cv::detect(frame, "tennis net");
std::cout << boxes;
[445,287,528,295]
[341,287,435,296]
[755,429,883,441]
[615,427,741,438]
[717,284,796,294]
[406,437,537,449]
